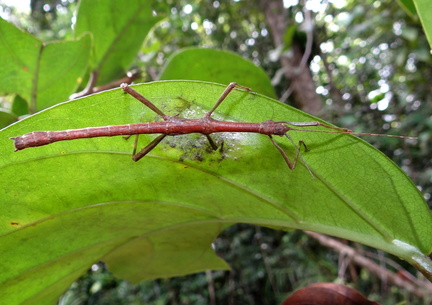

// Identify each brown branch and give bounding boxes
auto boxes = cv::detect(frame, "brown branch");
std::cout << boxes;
[260,0,323,115]
[304,231,432,298]
[92,70,141,93]
[206,270,216,305]
[70,70,141,99]
[70,71,99,99]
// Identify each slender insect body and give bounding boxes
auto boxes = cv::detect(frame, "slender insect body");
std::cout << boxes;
[11,82,414,171]
[12,119,291,150]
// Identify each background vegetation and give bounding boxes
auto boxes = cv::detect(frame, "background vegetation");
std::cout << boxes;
[1,0,431,304]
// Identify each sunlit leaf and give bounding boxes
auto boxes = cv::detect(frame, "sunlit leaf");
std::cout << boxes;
[159,48,276,98]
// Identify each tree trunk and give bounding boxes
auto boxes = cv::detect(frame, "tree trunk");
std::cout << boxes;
[261,0,323,115]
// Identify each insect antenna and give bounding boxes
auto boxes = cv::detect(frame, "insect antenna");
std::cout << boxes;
[281,125,417,140]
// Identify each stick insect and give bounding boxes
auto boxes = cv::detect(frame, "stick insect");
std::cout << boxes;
[11,83,414,173]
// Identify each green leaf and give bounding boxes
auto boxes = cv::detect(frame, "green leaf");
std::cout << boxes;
[413,0,432,48]
[397,0,418,18]
[159,48,277,99]
[11,94,29,117]
[0,109,17,128]
[1,81,431,304]
[0,18,41,103]
[0,18,91,112]
[74,0,165,86]
[283,25,297,50]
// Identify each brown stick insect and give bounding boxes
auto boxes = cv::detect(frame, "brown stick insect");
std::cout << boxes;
[11,83,414,174]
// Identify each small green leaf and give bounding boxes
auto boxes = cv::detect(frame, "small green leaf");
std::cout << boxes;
[1,81,431,304]
[368,92,385,103]
[0,18,91,112]
[0,109,17,128]
[11,95,29,117]
[283,25,297,50]
[397,0,418,18]
[159,48,277,98]
[74,0,165,85]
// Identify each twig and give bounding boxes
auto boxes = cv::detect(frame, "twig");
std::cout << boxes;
[70,70,141,99]
[304,231,432,298]
[206,270,216,305]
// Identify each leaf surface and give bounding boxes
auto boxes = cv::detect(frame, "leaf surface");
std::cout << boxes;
[159,48,276,98]
[413,0,432,47]
[1,81,431,304]
[397,0,417,18]
[0,18,91,112]
[74,0,164,85]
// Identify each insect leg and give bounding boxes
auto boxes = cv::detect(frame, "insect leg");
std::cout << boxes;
[269,135,297,170]
[123,134,140,156]
[269,135,315,179]
[132,134,166,162]
[206,82,251,117]
[120,83,168,120]
[205,135,218,150]
[132,135,140,155]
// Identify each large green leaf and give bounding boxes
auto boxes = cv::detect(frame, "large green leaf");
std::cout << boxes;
[159,48,277,98]
[413,0,432,47]
[0,18,91,112]
[74,0,164,86]
[1,81,431,304]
